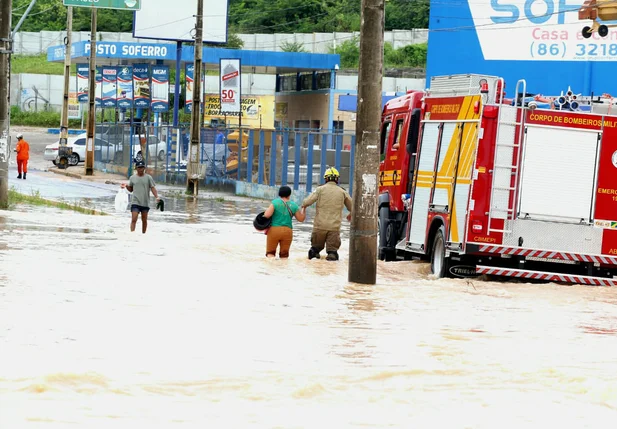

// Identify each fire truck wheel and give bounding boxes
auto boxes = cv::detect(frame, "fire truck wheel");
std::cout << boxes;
[378,207,396,261]
[430,226,448,278]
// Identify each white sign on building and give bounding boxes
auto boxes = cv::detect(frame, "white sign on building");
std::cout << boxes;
[219,59,241,114]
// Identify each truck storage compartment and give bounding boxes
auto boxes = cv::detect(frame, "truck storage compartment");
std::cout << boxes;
[517,125,600,223]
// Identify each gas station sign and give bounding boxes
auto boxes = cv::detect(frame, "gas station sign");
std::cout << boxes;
[63,0,142,10]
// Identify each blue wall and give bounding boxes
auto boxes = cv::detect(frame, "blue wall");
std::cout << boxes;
[427,0,617,96]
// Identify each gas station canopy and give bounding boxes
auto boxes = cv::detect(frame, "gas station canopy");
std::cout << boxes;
[47,40,340,74]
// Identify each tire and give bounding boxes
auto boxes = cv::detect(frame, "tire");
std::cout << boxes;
[52,160,57,166]
[582,26,592,39]
[134,151,143,163]
[599,25,609,37]
[158,150,165,161]
[430,226,448,278]
[378,205,397,261]
[69,153,79,166]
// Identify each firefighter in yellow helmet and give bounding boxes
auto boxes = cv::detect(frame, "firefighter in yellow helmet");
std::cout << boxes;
[301,167,353,261]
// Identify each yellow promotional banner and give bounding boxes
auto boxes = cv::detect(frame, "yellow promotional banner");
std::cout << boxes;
[204,94,275,129]
[68,91,81,119]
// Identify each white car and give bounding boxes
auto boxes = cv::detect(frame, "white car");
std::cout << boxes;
[45,133,167,165]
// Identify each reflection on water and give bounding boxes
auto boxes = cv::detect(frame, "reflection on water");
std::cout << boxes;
[1,196,617,428]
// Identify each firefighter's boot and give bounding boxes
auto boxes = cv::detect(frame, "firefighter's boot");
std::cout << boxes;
[308,247,320,260]
[326,251,339,261]
[16,174,21,179]
[23,173,26,180]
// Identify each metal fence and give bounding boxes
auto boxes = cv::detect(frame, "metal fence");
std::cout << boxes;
[93,123,358,195]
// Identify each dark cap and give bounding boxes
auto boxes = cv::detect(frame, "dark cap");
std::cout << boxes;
[135,160,146,168]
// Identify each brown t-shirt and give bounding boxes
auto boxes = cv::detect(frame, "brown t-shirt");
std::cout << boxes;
[302,182,352,231]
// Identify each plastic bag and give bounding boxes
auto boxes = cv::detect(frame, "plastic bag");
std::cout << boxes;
[115,188,130,212]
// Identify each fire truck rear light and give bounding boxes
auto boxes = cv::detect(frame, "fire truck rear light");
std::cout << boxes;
[479,79,489,94]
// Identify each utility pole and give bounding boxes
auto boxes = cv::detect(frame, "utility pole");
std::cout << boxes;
[348,0,385,285]
[84,8,97,176]
[187,0,203,195]
[58,6,73,168]
[0,0,12,209]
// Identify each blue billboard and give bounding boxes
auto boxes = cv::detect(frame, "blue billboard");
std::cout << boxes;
[427,0,617,96]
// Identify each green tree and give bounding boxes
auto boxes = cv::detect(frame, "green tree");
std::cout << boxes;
[12,0,134,32]
[385,0,430,30]
[280,41,307,53]
[11,0,430,35]
[328,37,360,69]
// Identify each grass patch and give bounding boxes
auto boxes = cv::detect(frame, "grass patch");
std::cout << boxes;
[11,106,83,128]
[8,188,107,216]
[11,54,76,76]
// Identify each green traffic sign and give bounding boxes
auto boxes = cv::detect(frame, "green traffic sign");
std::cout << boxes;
[63,0,141,11]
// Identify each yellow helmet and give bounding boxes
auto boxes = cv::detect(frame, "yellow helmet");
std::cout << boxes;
[324,167,340,180]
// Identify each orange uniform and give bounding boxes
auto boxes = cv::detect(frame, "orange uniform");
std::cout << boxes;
[15,138,30,177]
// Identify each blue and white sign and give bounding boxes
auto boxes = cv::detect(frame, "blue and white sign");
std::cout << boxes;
[469,0,604,62]
[95,67,103,107]
[133,64,150,109]
[151,66,169,112]
[76,64,89,103]
[184,64,204,114]
[102,66,118,108]
[428,0,617,95]
[47,41,175,62]
[117,66,133,109]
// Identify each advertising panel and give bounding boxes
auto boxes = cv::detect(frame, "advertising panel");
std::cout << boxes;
[117,66,134,109]
[133,64,150,109]
[427,0,617,95]
[102,66,118,108]
[68,91,81,119]
[76,64,89,103]
[95,67,103,107]
[151,66,169,112]
[184,63,205,114]
[204,94,275,129]
[133,0,228,43]
[219,59,241,114]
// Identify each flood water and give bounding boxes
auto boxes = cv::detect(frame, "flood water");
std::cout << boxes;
[1,195,617,428]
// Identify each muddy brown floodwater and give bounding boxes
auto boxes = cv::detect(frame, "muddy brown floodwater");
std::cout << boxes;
[1,198,617,428]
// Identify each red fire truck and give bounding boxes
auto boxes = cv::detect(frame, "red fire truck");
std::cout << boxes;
[378,74,617,286]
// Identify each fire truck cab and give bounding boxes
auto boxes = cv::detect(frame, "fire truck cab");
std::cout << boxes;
[378,74,617,286]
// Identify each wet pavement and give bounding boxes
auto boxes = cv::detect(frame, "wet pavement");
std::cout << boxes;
[1,160,617,428]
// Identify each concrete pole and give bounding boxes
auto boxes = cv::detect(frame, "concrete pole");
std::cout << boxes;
[84,8,97,176]
[12,0,37,36]
[187,0,204,195]
[0,0,12,209]
[59,7,73,159]
[348,0,385,285]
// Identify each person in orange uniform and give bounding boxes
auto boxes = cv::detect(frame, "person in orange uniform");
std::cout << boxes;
[14,133,30,180]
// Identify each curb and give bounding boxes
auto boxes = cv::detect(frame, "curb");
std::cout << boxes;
[48,168,123,186]
[49,168,82,179]
[10,189,108,216]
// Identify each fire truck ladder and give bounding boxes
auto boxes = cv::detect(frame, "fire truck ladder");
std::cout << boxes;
[487,79,527,234]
